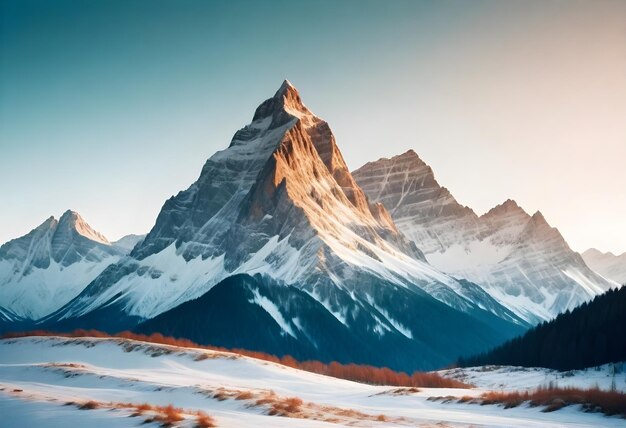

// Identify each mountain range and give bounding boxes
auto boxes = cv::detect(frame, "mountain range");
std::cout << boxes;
[0,210,143,320]
[353,151,618,323]
[0,81,621,370]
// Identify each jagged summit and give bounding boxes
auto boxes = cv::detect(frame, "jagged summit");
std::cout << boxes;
[276,79,297,96]
[481,199,526,219]
[394,149,429,166]
[530,211,547,223]
[251,80,312,126]
[58,210,110,245]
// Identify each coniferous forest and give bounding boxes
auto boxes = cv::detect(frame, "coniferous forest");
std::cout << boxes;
[459,286,626,371]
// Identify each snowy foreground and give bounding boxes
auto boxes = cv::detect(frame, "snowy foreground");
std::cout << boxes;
[0,337,624,427]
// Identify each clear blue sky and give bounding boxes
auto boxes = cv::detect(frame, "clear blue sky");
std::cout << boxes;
[1,0,625,254]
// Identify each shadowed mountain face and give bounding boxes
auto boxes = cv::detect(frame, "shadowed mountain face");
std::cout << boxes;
[0,211,130,319]
[353,151,617,323]
[136,273,524,371]
[37,81,525,370]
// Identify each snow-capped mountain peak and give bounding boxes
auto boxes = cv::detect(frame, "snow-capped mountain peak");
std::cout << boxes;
[251,79,313,126]
[0,211,133,319]
[481,199,525,219]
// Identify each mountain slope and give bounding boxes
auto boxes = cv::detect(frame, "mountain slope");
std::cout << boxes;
[0,211,129,319]
[43,81,524,370]
[459,286,626,370]
[136,273,524,371]
[3,336,622,428]
[0,305,27,334]
[353,151,617,323]
[582,248,626,284]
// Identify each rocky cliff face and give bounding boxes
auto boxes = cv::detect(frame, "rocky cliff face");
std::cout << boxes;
[0,211,127,319]
[354,150,617,323]
[353,150,482,254]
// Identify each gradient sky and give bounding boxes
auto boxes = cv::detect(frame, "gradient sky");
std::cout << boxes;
[1,0,625,254]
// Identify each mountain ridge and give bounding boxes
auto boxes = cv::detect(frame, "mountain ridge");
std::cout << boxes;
[353,150,617,323]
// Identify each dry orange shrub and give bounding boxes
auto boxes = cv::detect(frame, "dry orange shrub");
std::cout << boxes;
[479,386,626,416]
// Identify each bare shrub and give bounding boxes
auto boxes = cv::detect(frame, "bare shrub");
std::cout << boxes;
[212,389,229,401]
[235,390,254,400]
[195,411,216,427]
[78,400,99,410]
[477,386,626,417]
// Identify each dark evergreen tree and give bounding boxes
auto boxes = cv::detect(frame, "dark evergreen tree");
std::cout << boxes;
[459,286,626,371]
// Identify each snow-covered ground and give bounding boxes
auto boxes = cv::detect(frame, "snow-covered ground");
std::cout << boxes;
[439,364,626,393]
[0,336,624,427]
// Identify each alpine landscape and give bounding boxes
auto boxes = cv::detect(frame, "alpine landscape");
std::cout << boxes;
[1,1,625,427]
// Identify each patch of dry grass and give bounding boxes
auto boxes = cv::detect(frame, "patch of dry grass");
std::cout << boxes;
[268,396,303,417]
[78,400,99,410]
[195,411,217,427]
[468,386,626,417]
[234,390,254,400]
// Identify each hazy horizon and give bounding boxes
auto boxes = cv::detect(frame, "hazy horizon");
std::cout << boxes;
[1,0,625,254]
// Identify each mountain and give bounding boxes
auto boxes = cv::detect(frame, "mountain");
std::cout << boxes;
[353,150,617,323]
[0,210,130,319]
[459,286,626,370]
[582,249,626,285]
[112,234,146,252]
[42,81,524,371]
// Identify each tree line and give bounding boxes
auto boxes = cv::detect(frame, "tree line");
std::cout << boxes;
[459,286,626,371]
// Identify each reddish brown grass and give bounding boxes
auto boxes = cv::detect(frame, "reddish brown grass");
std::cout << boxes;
[141,404,185,426]
[268,396,303,416]
[478,386,626,417]
[2,330,470,389]
[212,390,229,401]
[136,403,153,412]
[195,411,217,427]
[78,400,99,410]
[234,390,254,400]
